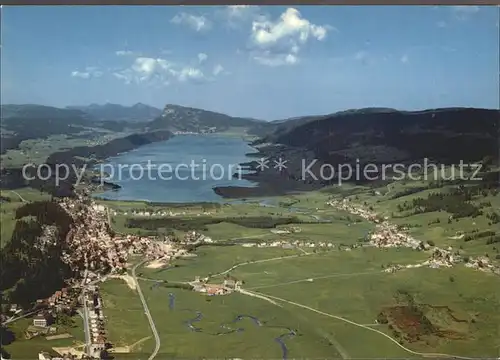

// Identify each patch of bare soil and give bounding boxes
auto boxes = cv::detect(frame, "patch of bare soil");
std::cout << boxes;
[109,274,137,290]
[378,303,469,343]
[146,258,168,269]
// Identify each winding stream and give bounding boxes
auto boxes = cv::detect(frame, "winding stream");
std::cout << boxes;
[168,293,175,310]
[169,292,296,359]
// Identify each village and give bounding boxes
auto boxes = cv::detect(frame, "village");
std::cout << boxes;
[2,190,192,360]
[328,198,500,275]
[110,209,216,218]
[190,276,243,296]
[3,189,499,359]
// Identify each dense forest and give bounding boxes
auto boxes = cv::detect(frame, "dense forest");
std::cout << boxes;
[126,215,307,232]
[262,108,499,166]
[0,201,75,307]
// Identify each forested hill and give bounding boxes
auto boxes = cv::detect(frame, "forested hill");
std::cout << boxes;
[66,102,162,122]
[145,104,264,132]
[256,107,499,165]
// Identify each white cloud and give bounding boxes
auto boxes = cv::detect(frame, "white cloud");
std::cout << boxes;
[198,53,208,64]
[175,67,206,83]
[251,8,328,47]
[249,8,331,66]
[133,57,174,82]
[451,6,480,20]
[213,64,224,76]
[115,50,134,56]
[400,54,409,64]
[112,57,173,85]
[113,56,221,86]
[71,67,102,79]
[171,13,211,32]
[71,71,90,79]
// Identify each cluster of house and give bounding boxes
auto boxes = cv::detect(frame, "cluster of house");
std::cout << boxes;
[111,209,214,217]
[85,285,108,359]
[465,256,500,275]
[191,276,242,296]
[270,226,302,234]
[329,198,423,249]
[171,127,217,135]
[424,247,459,268]
[328,198,384,222]
[27,313,57,339]
[368,223,424,250]
[25,287,78,339]
[182,230,213,244]
[37,351,80,360]
[57,195,127,274]
[241,240,336,249]
[120,233,176,259]
[46,288,77,311]
[55,194,175,278]
[329,197,500,276]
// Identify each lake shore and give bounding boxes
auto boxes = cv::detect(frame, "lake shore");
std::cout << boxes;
[95,134,262,203]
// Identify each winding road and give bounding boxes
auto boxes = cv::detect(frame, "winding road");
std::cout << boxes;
[9,190,27,202]
[239,289,477,360]
[132,260,161,360]
[210,250,334,279]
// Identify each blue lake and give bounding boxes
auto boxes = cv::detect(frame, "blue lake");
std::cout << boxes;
[95,134,258,203]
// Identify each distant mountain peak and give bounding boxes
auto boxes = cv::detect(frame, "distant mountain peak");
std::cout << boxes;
[65,103,161,122]
[148,103,262,132]
[132,102,150,109]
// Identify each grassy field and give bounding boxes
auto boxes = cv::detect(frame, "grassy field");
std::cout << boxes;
[140,282,344,359]
[106,171,500,358]
[343,170,500,265]
[257,265,500,357]
[1,131,129,168]
[99,279,154,354]
[139,245,302,282]
[2,164,498,358]
[103,192,371,246]
[100,244,498,359]
[228,247,429,289]
[3,315,85,359]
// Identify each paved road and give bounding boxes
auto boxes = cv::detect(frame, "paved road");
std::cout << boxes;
[211,250,335,279]
[79,269,91,356]
[9,190,26,202]
[249,290,476,360]
[1,310,38,326]
[132,260,161,360]
[81,294,91,355]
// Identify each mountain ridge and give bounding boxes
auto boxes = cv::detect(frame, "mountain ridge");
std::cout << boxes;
[145,103,265,132]
[66,102,162,122]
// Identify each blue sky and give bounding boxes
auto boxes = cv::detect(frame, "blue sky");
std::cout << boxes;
[2,5,499,119]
